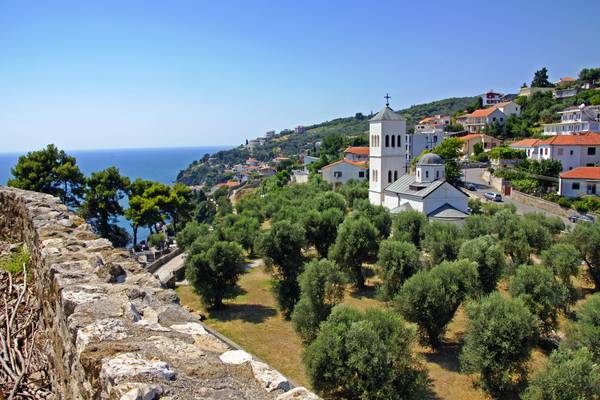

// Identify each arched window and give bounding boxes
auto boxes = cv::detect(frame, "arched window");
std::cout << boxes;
[397,135,401,147]
[436,170,439,179]
[388,170,392,183]
[425,170,429,179]
[385,135,389,147]
[394,171,398,181]
[391,135,395,147]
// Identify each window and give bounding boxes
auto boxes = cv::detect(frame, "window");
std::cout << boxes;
[436,170,439,179]
[587,163,595,167]
[492,117,496,122]
[334,171,342,178]
[372,170,375,181]
[572,182,580,190]
[391,135,395,147]
[385,135,389,147]
[433,135,438,143]
[500,117,504,122]
[388,170,392,183]
[425,170,429,179]
[394,171,398,181]
[588,147,596,155]
[570,150,574,155]
[359,171,365,178]
[397,135,401,147]
[557,148,564,156]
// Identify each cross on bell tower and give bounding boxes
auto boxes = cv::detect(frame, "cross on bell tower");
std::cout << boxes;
[384,93,391,107]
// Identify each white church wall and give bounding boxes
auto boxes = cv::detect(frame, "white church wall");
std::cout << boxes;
[383,193,400,209]
[422,183,469,215]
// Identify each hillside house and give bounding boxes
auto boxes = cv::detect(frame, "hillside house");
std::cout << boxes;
[510,133,600,172]
[461,107,507,133]
[458,134,502,156]
[321,159,368,187]
[481,90,503,106]
[543,104,600,135]
[495,101,521,117]
[415,115,450,132]
[344,146,369,162]
[405,129,450,162]
[559,167,600,197]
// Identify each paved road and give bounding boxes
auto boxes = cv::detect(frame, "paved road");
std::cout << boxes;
[463,168,573,226]
[154,253,186,286]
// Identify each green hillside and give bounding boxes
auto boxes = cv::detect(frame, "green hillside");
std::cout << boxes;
[176,96,478,186]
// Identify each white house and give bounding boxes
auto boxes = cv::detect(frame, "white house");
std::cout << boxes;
[382,153,470,221]
[405,128,450,162]
[510,133,600,172]
[481,90,503,106]
[495,101,521,117]
[559,167,600,197]
[461,107,507,133]
[344,146,369,162]
[543,104,600,135]
[415,115,451,132]
[321,159,368,187]
[368,105,408,206]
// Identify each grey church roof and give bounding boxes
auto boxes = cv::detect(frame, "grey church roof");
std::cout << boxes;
[369,106,405,122]
[384,174,446,198]
[428,203,469,220]
[418,153,444,165]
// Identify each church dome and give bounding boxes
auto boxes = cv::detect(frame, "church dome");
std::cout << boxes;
[418,153,444,165]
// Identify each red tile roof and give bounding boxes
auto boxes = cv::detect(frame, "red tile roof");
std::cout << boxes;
[560,167,600,180]
[322,158,368,169]
[559,77,576,82]
[467,107,501,117]
[537,133,600,146]
[510,138,540,147]
[458,133,499,142]
[344,146,370,155]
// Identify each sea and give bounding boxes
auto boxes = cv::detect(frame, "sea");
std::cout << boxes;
[0,146,230,243]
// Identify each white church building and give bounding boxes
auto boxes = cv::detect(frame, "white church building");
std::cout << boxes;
[368,103,470,221]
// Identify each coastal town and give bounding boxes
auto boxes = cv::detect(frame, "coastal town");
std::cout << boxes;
[191,67,600,225]
[4,62,600,400]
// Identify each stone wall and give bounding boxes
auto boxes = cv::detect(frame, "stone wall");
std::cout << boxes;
[0,187,318,400]
[510,190,571,218]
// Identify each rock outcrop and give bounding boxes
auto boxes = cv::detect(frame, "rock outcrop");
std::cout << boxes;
[0,187,318,400]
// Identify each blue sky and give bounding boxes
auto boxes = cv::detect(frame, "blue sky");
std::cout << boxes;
[1,0,599,152]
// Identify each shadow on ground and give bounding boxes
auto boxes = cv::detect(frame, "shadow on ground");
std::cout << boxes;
[210,303,277,324]
[423,341,463,373]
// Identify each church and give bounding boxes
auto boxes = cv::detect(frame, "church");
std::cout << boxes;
[368,100,470,221]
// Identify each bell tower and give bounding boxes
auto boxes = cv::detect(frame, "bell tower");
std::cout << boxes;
[368,95,407,206]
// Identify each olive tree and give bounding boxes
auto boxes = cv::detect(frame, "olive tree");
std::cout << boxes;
[458,235,506,294]
[395,260,478,348]
[185,240,245,309]
[392,210,428,248]
[541,243,581,308]
[255,220,306,317]
[329,215,379,288]
[291,259,345,343]
[377,240,421,300]
[568,221,600,290]
[509,264,563,336]
[421,221,464,265]
[460,293,538,397]
[564,293,600,362]
[304,305,429,400]
[522,348,600,400]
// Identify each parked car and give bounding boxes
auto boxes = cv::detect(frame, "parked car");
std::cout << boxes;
[484,192,502,202]
[464,182,476,191]
[568,214,595,223]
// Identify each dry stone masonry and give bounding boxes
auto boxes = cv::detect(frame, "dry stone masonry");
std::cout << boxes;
[0,187,318,400]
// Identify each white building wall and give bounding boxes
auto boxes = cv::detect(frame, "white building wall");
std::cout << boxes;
[321,162,367,186]
[421,183,469,215]
[559,178,600,198]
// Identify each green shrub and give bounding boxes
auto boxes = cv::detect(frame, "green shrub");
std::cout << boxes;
[304,305,429,400]
[396,260,478,348]
[460,293,538,396]
[0,246,29,274]
[377,240,421,300]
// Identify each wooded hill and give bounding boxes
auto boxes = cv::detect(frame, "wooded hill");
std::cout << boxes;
[176,96,478,186]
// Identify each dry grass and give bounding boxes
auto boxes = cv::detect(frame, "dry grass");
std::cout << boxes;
[176,263,597,400]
